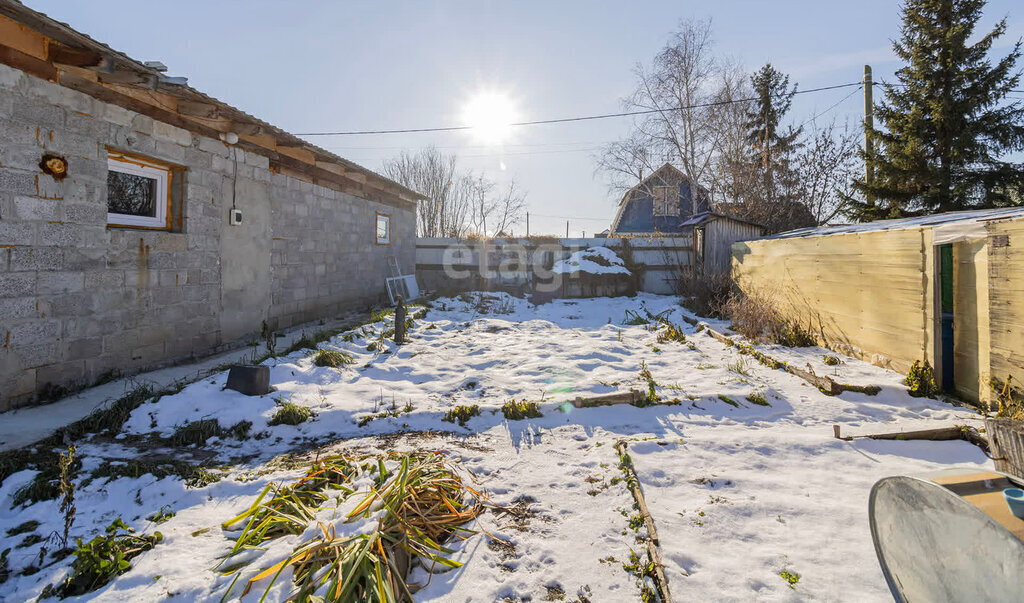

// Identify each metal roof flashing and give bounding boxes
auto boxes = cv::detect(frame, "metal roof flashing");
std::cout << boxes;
[768,208,1024,241]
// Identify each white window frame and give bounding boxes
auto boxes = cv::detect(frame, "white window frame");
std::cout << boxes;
[376,213,391,245]
[107,155,169,229]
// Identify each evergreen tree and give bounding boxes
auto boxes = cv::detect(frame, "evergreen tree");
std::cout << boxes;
[850,0,1024,220]
[746,63,802,179]
[727,64,813,232]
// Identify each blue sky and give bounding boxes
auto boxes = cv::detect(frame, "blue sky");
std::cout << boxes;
[26,0,1024,235]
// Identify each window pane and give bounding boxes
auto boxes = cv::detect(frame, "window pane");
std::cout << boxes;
[108,170,157,217]
[376,216,389,241]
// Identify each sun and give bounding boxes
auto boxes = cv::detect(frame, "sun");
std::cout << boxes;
[462,90,519,144]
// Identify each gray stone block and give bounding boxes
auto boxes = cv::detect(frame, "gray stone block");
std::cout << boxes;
[37,271,85,294]
[0,168,38,196]
[13,195,60,221]
[10,245,63,271]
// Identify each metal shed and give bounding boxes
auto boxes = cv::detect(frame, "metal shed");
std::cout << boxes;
[731,207,1024,405]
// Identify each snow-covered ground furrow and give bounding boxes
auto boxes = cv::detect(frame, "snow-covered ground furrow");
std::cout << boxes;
[0,292,991,601]
[628,427,989,601]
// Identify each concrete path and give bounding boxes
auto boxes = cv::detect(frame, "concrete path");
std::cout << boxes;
[0,312,361,452]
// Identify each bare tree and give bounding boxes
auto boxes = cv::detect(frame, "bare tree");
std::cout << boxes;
[466,174,495,236]
[707,59,756,205]
[598,18,721,197]
[489,180,528,236]
[383,148,530,238]
[382,147,471,237]
[795,119,861,224]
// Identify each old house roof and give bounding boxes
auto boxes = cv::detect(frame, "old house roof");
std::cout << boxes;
[615,163,708,206]
[0,0,426,208]
[609,163,719,234]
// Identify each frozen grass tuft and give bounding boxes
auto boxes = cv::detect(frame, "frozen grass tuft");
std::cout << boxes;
[443,404,481,426]
[746,392,770,406]
[170,419,251,446]
[501,400,543,420]
[85,459,220,489]
[823,355,841,366]
[269,402,313,426]
[312,349,353,368]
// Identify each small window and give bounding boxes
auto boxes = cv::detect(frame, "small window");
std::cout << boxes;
[107,153,170,229]
[653,185,675,217]
[376,213,391,245]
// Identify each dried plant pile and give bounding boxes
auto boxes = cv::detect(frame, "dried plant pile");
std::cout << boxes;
[222,456,361,557]
[226,453,482,602]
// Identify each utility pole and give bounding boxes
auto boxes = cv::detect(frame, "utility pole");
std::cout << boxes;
[526,212,530,237]
[566,221,569,238]
[863,65,875,205]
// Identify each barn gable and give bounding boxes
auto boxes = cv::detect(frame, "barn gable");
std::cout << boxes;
[609,164,711,234]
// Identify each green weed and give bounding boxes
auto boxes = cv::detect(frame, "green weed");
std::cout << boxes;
[269,402,313,426]
[44,518,162,598]
[313,349,353,368]
[746,392,770,407]
[905,360,939,398]
[442,405,481,426]
[718,394,738,407]
[780,569,800,589]
[501,400,543,420]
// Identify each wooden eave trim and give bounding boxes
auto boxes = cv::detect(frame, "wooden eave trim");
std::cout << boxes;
[39,68,418,208]
[0,5,425,206]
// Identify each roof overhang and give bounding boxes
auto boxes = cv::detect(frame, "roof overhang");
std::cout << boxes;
[0,0,427,209]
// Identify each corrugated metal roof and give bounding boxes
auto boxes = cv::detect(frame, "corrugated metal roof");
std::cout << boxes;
[679,211,765,229]
[768,207,1024,239]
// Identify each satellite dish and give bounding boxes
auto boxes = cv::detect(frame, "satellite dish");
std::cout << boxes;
[870,473,1024,602]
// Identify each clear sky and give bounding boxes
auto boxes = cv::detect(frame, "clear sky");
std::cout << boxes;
[25,0,1024,235]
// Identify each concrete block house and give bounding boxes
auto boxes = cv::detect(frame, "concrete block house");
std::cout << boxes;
[0,2,424,410]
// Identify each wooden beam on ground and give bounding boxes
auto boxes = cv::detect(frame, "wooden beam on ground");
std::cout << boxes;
[572,390,645,408]
[615,440,672,603]
[832,424,992,456]
[701,325,882,397]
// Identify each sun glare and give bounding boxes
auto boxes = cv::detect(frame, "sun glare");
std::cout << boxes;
[462,91,519,144]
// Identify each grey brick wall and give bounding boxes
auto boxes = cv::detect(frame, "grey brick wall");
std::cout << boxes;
[0,64,416,410]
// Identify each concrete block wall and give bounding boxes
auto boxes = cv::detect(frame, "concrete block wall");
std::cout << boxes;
[415,236,693,295]
[0,64,415,410]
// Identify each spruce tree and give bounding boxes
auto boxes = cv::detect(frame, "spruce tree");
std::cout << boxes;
[850,0,1024,220]
[746,64,802,184]
[734,64,812,232]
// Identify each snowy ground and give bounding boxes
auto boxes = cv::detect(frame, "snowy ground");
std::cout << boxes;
[0,292,987,601]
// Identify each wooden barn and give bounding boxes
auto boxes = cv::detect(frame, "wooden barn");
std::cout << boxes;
[731,208,1024,406]
[608,163,764,274]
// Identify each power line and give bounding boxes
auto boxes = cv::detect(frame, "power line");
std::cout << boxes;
[295,81,864,137]
[796,85,863,129]
[528,212,613,222]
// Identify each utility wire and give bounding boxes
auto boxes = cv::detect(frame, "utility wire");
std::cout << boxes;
[295,81,864,136]
[528,212,616,222]
[796,85,863,129]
